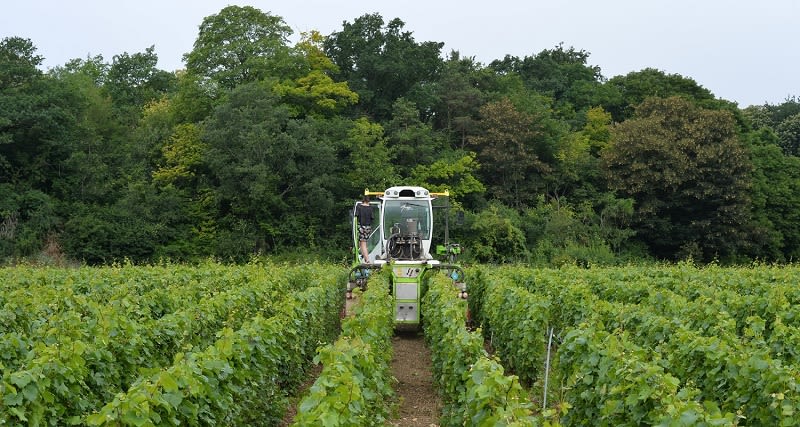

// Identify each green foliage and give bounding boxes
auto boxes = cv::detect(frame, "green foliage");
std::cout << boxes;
[431,53,488,145]
[409,151,485,201]
[170,71,216,123]
[603,68,716,121]
[342,118,398,193]
[0,37,80,190]
[776,112,800,155]
[489,43,614,125]
[152,123,205,186]
[385,98,447,176]
[522,196,634,266]
[559,325,735,426]
[323,13,445,121]
[0,36,43,87]
[60,185,187,264]
[0,185,58,258]
[468,97,554,208]
[273,31,359,118]
[742,96,800,131]
[0,263,345,425]
[603,96,753,261]
[293,272,394,426]
[422,274,538,426]
[1,11,798,265]
[480,277,550,386]
[184,5,294,88]
[474,264,800,426]
[747,139,800,260]
[105,46,177,113]
[202,80,341,256]
[462,357,539,427]
[463,203,528,263]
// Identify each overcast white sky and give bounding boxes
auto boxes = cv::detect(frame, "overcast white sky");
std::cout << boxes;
[3,0,798,107]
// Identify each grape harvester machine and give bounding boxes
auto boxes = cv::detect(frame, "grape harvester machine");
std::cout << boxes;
[347,186,466,330]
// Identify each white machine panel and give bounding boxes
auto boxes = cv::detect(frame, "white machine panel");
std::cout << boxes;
[395,302,418,322]
[396,282,418,300]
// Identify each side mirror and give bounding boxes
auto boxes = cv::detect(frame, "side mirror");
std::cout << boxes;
[456,211,465,226]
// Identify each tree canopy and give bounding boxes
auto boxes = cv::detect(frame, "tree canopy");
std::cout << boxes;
[1,7,798,265]
[603,97,752,260]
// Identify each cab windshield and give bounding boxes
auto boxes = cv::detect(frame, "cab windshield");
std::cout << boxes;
[382,200,431,239]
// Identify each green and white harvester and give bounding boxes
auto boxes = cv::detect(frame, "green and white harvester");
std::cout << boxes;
[347,186,467,330]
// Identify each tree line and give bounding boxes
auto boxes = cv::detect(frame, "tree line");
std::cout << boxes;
[2,6,799,265]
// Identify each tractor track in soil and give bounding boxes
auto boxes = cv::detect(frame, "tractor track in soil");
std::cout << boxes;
[388,331,441,427]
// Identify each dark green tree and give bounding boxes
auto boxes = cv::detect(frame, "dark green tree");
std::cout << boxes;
[184,5,294,89]
[384,98,447,176]
[0,38,108,259]
[0,185,58,258]
[430,52,490,148]
[467,98,553,208]
[49,54,108,86]
[490,44,600,98]
[106,46,176,111]
[324,13,444,121]
[603,68,716,121]
[743,96,800,129]
[339,117,398,195]
[60,184,187,264]
[202,81,340,257]
[742,97,800,155]
[0,37,79,190]
[602,97,752,261]
[463,202,527,263]
[49,59,123,205]
[746,129,800,260]
[489,44,619,125]
[46,49,189,263]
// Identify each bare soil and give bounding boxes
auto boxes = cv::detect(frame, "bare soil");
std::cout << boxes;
[388,331,441,427]
[278,363,323,426]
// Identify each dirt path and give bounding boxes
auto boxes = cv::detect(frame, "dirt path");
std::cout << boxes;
[278,364,322,426]
[388,331,441,427]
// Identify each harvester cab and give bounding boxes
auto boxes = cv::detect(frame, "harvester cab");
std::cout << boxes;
[347,186,466,330]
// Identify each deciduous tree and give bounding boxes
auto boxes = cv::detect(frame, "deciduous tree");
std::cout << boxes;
[202,81,339,255]
[776,112,800,156]
[324,13,444,121]
[273,31,358,117]
[603,68,715,121]
[747,131,800,260]
[184,6,293,89]
[384,98,446,176]
[602,97,752,261]
[468,98,552,208]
